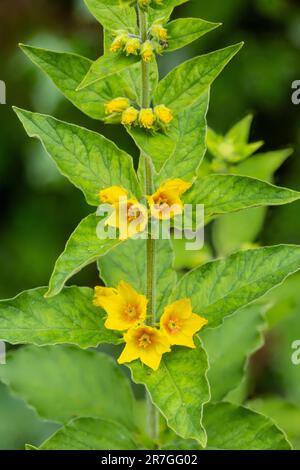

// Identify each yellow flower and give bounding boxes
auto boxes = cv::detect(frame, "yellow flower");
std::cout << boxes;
[160,299,208,348]
[147,178,192,220]
[154,104,173,125]
[124,37,141,55]
[110,33,128,53]
[141,41,154,62]
[121,107,139,126]
[105,97,130,114]
[151,24,168,41]
[139,108,156,129]
[118,325,171,370]
[99,185,148,239]
[94,281,148,331]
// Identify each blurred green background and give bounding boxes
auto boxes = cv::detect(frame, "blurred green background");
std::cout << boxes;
[0,0,300,449]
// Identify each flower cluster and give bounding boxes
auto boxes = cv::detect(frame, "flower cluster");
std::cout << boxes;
[94,281,208,370]
[105,97,173,130]
[99,179,192,239]
[110,23,168,62]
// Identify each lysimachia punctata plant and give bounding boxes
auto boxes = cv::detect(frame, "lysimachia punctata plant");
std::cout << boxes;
[2,0,300,450]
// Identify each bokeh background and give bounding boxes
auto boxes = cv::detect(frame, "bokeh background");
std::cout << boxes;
[0,0,300,449]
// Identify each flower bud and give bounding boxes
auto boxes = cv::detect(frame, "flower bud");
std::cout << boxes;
[138,0,151,8]
[139,108,156,129]
[121,107,139,125]
[124,37,141,55]
[110,32,128,53]
[154,104,173,125]
[151,24,168,41]
[141,40,154,62]
[105,97,130,114]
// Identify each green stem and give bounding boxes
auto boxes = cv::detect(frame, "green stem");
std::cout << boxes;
[138,4,159,445]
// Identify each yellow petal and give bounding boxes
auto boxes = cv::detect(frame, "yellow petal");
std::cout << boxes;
[139,349,164,371]
[99,186,128,205]
[93,286,118,308]
[159,179,192,196]
[161,299,193,322]
[182,313,208,336]
[117,342,140,365]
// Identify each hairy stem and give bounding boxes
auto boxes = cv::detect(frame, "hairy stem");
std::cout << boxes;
[138,4,159,444]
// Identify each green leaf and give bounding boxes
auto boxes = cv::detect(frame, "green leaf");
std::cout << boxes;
[207,127,263,163]
[98,239,177,317]
[13,108,140,206]
[129,338,210,446]
[171,245,300,329]
[130,43,243,170]
[47,214,120,298]
[154,43,243,115]
[0,286,120,348]
[226,114,254,144]
[77,53,140,90]
[124,59,159,106]
[148,6,173,26]
[233,148,293,180]
[84,0,137,32]
[184,174,300,223]
[0,346,136,428]
[248,397,300,450]
[20,44,136,121]
[129,91,209,174]
[159,93,209,181]
[127,127,175,173]
[212,149,293,255]
[167,18,221,52]
[202,304,266,401]
[267,301,300,406]
[38,418,139,450]
[264,271,300,328]
[203,403,291,450]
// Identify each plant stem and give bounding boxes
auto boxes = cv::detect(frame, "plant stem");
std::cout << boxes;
[138,4,159,444]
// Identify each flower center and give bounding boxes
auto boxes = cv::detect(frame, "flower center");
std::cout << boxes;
[138,333,152,349]
[127,204,141,222]
[123,303,139,321]
[155,194,171,212]
[167,317,181,334]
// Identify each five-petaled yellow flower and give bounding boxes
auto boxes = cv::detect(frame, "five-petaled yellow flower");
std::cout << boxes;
[94,281,148,331]
[160,299,208,348]
[105,97,130,114]
[147,178,192,220]
[118,325,171,371]
[99,186,148,239]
